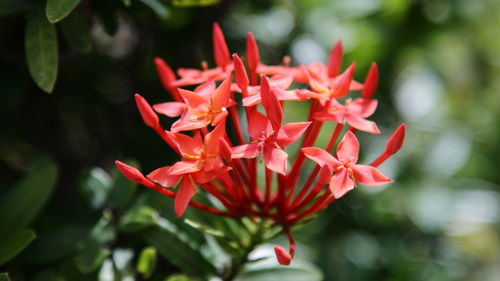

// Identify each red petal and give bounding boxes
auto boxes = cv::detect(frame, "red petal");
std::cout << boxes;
[211,74,232,110]
[204,120,226,155]
[331,63,355,98]
[178,88,209,114]
[231,143,262,159]
[260,75,283,130]
[336,131,360,163]
[147,166,180,187]
[246,32,260,72]
[346,114,380,134]
[242,93,261,107]
[350,98,378,118]
[327,41,343,77]
[194,80,216,99]
[270,74,293,89]
[212,23,230,69]
[169,160,201,175]
[275,121,311,147]
[301,147,341,170]
[274,245,292,266]
[318,165,333,184]
[135,94,159,129]
[330,169,355,199]
[352,165,392,185]
[263,145,288,175]
[385,124,406,155]
[115,161,148,184]
[154,58,178,97]
[247,111,273,141]
[153,102,186,117]
[175,177,196,217]
[361,63,378,100]
[233,54,249,96]
[168,131,202,157]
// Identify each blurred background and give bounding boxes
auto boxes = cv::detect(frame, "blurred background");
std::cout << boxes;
[1,0,499,280]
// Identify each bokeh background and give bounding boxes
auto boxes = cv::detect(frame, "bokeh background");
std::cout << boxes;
[1,0,500,280]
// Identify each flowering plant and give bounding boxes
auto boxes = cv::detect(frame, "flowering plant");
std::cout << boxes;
[116,23,405,274]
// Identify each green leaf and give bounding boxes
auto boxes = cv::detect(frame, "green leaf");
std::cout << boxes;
[21,226,89,264]
[119,206,158,233]
[0,157,58,237]
[0,273,10,281]
[164,274,200,281]
[172,0,220,7]
[75,240,110,273]
[0,0,31,16]
[25,2,58,93]
[46,0,82,23]
[121,0,131,7]
[240,260,323,281]
[31,270,64,281]
[0,229,36,265]
[108,160,139,208]
[60,9,91,53]
[142,218,216,278]
[80,167,112,209]
[136,247,156,279]
[139,0,169,19]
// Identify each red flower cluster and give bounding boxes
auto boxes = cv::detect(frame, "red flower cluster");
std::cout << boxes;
[116,23,406,266]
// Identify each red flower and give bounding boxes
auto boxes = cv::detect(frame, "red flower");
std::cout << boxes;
[302,131,392,199]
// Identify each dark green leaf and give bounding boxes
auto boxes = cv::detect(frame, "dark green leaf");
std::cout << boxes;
[0,0,31,16]
[0,229,36,265]
[142,218,216,278]
[88,211,116,245]
[119,206,158,233]
[75,240,110,273]
[25,2,58,93]
[240,260,323,281]
[108,160,139,208]
[172,0,220,7]
[0,273,10,281]
[139,0,169,19]
[46,0,82,23]
[121,0,131,7]
[21,226,89,264]
[60,9,92,53]
[80,167,112,209]
[31,271,64,281]
[136,247,156,279]
[0,157,58,236]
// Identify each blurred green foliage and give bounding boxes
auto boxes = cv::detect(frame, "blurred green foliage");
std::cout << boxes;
[1,0,500,280]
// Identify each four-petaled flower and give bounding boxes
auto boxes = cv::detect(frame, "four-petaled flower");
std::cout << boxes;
[302,131,392,199]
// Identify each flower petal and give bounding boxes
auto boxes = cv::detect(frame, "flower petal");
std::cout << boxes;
[336,131,360,163]
[233,54,249,96]
[275,121,311,147]
[147,166,180,187]
[212,23,230,69]
[211,74,232,110]
[204,120,226,155]
[246,32,260,73]
[231,143,262,159]
[168,131,202,157]
[361,63,378,100]
[352,165,392,185]
[346,114,380,134]
[331,63,355,98]
[169,160,201,175]
[301,147,341,170]
[330,168,355,199]
[327,40,342,77]
[135,94,159,129]
[178,88,209,114]
[153,102,186,117]
[260,75,283,130]
[263,145,288,175]
[247,111,273,141]
[175,177,196,217]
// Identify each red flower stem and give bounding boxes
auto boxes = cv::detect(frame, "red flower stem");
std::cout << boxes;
[286,120,324,202]
[370,152,390,167]
[153,127,180,155]
[229,96,245,146]
[264,168,272,212]
[201,182,242,213]
[287,190,333,224]
[325,123,344,152]
[277,174,287,214]
[141,178,240,217]
[289,180,322,212]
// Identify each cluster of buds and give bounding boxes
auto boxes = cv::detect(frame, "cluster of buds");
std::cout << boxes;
[116,23,406,266]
